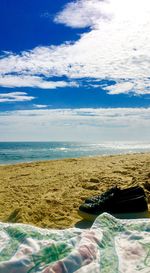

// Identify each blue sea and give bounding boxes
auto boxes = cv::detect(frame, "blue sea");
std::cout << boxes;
[0,141,150,165]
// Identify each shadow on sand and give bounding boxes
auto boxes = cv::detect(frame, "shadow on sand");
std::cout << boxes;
[75,209,150,229]
[75,219,93,229]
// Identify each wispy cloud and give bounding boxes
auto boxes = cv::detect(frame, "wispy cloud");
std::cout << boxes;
[33,104,48,109]
[0,0,150,94]
[0,74,77,89]
[0,92,35,103]
[0,108,150,141]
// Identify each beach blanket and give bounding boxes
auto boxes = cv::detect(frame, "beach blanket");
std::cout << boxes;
[0,213,150,273]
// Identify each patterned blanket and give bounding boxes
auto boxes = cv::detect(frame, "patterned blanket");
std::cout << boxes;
[0,213,150,273]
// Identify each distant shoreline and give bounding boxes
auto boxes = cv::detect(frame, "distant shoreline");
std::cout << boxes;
[1,141,150,165]
[0,153,150,229]
[0,151,149,166]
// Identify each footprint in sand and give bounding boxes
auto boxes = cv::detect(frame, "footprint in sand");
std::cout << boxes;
[82,183,99,190]
[89,177,100,183]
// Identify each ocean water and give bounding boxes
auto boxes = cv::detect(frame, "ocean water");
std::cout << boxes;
[0,141,150,165]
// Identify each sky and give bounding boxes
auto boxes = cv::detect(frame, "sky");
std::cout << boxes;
[0,0,150,141]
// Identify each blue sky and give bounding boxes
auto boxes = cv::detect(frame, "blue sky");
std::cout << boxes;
[0,0,150,141]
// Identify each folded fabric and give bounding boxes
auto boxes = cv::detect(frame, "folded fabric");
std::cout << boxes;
[0,213,150,273]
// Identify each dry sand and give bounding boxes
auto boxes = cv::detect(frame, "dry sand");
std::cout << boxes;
[0,153,150,229]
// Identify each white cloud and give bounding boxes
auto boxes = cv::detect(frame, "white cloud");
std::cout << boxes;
[0,108,150,141]
[0,92,35,103]
[33,104,48,109]
[0,0,150,94]
[54,0,110,28]
[104,79,150,95]
[0,74,76,89]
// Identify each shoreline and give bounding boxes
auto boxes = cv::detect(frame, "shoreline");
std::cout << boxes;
[0,153,150,229]
[0,151,149,166]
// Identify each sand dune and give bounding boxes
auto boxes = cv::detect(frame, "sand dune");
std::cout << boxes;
[0,153,150,229]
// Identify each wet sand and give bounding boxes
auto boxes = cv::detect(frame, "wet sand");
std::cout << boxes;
[0,153,150,229]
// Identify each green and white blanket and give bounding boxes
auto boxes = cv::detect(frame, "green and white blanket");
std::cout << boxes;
[0,213,150,273]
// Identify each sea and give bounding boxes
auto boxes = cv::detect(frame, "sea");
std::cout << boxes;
[0,141,150,165]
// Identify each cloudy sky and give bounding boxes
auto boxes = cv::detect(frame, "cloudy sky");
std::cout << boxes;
[0,0,150,141]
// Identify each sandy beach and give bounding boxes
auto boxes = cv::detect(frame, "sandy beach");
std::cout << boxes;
[0,153,150,229]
